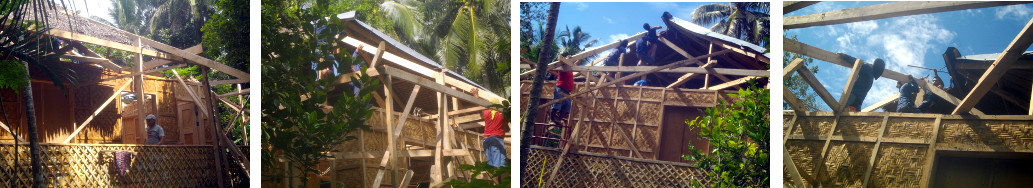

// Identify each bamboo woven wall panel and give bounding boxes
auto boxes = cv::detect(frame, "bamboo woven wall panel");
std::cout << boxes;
[784,140,823,185]
[833,116,883,138]
[885,117,936,141]
[868,143,927,187]
[938,119,1033,150]
[72,83,124,143]
[820,141,874,187]
[663,90,717,107]
[790,116,837,136]
[522,147,710,187]
[0,143,228,187]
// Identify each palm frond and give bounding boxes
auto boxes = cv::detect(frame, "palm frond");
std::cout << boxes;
[690,3,731,26]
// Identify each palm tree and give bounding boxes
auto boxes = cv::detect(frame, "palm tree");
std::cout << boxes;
[556,25,598,64]
[690,2,769,46]
[379,0,511,96]
[109,0,153,36]
[1,1,79,187]
[520,2,560,180]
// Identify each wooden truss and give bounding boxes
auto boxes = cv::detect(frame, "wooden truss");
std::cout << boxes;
[22,19,253,186]
[521,27,769,187]
[276,32,508,187]
[783,2,1033,187]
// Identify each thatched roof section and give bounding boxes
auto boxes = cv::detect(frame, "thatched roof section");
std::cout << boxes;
[21,2,156,50]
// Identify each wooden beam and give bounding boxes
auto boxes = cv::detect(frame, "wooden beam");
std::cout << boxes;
[338,36,505,103]
[538,49,733,109]
[658,37,741,86]
[67,41,122,71]
[141,44,203,70]
[783,85,807,113]
[666,60,717,88]
[137,36,250,80]
[919,117,943,187]
[795,66,841,111]
[553,65,768,77]
[45,28,180,61]
[520,31,648,78]
[785,1,1027,29]
[861,93,899,112]
[390,85,421,139]
[171,70,210,116]
[367,41,387,68]
[953,17,1033,115]
[784,147,807,187]
[210,79,248,86]
[62,78,134,143]
[708,76,761,91]
[838,59,864,112]
[379,66,493,107]
[783,58,806,79]
[217,88,250,98]
[134,37,147,144]
[400,169,414,187]
[86,64,186,86]
[0,120,25,142]
[784,1,820,14]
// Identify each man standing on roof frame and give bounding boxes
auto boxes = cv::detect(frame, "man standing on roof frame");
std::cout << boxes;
[548,58,578,136]
[635,23,663,67]
[845,58,886,112]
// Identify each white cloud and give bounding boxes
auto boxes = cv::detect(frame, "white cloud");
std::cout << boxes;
[996,4,1033,20]
[608,33,630,44]
[846,21,878,35]
[570,2,589,11]
[603,17,615,24]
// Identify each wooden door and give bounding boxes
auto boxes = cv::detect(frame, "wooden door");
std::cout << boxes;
[658,106,708,162]
[178,102,199,145]
[932,155,1033,187]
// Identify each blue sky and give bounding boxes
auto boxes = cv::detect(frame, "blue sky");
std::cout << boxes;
[529,2,725,61]
[786,2,1033,111]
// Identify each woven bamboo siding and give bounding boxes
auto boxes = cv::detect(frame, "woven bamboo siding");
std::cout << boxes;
[522,147,710,187]
[520,81,727,161]
[784,112,1033,187]
[0,143,248,187]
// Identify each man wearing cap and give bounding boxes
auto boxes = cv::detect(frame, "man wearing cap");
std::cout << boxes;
[145,114,165,145]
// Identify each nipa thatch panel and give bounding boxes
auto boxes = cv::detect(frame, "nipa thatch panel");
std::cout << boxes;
[785,140,824,185]
[641,88,664,101]
[868,143,927,188]
[633,125,659,153]
[834,116,883,138]
[664,90,716,107]
[638,102,662,126]
[884,117,935,141]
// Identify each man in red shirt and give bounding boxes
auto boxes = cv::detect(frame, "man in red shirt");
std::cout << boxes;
[482,100,508,168]
[548,59,577,128]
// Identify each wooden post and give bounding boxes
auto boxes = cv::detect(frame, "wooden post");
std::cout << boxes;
[384,76,396,187]
[134,37,146,144]
[919,117,943,187]
[203,67,226,187]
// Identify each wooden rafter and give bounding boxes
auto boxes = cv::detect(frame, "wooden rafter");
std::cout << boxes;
[666,60,717,88]
[837,60,864,112]
[784,1,820,14]
[553,65,768,76]
[861,93,899,112]
[137,36,250,80]
[785,1,1027,29]
[141,44,203,70]
[953,17,1033,115]
[217,88,250,98]
[171,70,210,116]
[45,28,179,61]
[794,65,841,111]
[520,31,648,79]
[67,41,122,70]
[708,76,761,91]
[380,66,493,107]
[783,85,807,113]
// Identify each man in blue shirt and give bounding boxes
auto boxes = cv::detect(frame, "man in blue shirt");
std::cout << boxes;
[635,23,663,66]
[602,40,628,81]
[844,58,886,112]
[897,76,933,113]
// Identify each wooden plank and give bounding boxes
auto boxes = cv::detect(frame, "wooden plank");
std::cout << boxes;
[657,37,740,86]
[399,169,414,187]
[537,49,732,110]
[838,59,864,112]
[919,117,943,187]
[67,41,122,71]
[217,88,250,98]
[953,17,1033,115]
[134,37,147,144]
[783,58,805,79]
[210,79,248,86]
[554,65,768,76]
[45,28,179,61]
[785,1,1027,29]
[171,70,210,116]
[368,41,387,68]
[707,76,761,91]
[391,85,421,139]
[379,66,493,107]
[520,31,648,78]
[137,36,250,80]
[142,44,203,70]
[784,85,807,113]
[61,78,134,143]
[796,67,841,111]
[861,93,899,112]
[861,115,890,188]
[0,119,25,142]
[815,115,841,184]
[784,1,820,14]
[666,60,717,88]
[784,147,808,187]
[383,76,397,186]
[85,64,186,86]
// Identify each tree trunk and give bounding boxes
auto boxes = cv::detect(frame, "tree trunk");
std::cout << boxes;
[21,63,43,187]
[520,2,561,180]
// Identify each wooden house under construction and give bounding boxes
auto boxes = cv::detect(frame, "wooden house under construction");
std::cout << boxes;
[264,11,511,187]
[783,2,1033,187]
[520,13,769,187]
[1,4,250,187]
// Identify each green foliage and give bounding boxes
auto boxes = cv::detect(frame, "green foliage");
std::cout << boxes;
[261,0,381,185]
[444,162,511,188]
[0,61,28,92]
[783,34,822,111]
[202,0,249,71]
[690,2,770,47]
[683,81,769,187]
